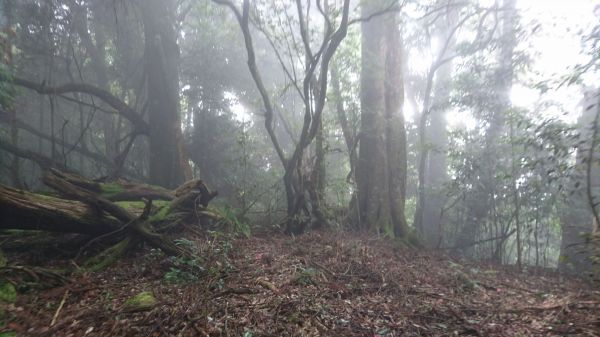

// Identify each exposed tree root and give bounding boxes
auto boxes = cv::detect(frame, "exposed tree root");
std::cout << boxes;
[0,265,69,288]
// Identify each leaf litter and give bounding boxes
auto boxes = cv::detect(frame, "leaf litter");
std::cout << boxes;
[2,231,599,336]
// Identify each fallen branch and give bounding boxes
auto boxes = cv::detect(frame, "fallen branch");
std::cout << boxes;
[442,229,517,250]
[50,290,69,326]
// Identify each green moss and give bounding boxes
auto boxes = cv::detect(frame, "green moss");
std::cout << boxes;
[123,291,156,312]
[99,183,125,198]
[0,331,17,337]
[148,205,172,223]
[154,200,170,207]
[33,190,60,199]
[114,200,147,210]
[382,221,395,238]
[84,238,130,272]
[455,271,478,291]
[0,229,43,236]
[292,267,317,286]
[0,282,16,303]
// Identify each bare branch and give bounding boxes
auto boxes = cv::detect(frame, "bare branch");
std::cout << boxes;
[296,0,314,60]
[0,137,74,173]
[252,19,305,100]
[6,76,149,134]
[212,0,287,164]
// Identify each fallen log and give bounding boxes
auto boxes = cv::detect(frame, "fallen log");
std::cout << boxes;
[0,185,120,235]
[47,170,175,202]
[0,169,219,269]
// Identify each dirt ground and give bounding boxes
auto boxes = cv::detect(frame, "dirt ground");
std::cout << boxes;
[2,231,599,336]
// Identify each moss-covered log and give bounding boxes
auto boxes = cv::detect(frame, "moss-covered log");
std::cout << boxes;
[47,170,175,202]
[0,169,218,263]
[0,185,121,235]
[42,171,199,256]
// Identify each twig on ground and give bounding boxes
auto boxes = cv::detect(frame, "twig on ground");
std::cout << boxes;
[50,289,69,326]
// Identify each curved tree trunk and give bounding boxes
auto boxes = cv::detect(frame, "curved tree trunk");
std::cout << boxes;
[212,0,351,235]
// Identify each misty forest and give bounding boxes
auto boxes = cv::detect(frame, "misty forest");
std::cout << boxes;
[0,0,600,336]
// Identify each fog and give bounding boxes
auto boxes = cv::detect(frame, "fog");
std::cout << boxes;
[1,0,599,301]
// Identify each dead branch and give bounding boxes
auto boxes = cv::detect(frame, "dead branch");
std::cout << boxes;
[5,76,149,134]
[0,137,74,173]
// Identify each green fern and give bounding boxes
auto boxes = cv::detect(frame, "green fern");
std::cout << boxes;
[211,205,251,238]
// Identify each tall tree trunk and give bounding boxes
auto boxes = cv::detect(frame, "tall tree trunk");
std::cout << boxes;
[414,0,461,248]
[559,90,599,275]
[487,0,516,146]
[141,0,192,188]
[354,0,408,237]
[419,62,451,247]
[419,3,457,247]
[492,0,517,263]
[509,115,522,270]
[310,118,327,229]
[2,0,20,188]
[311,0,330,229]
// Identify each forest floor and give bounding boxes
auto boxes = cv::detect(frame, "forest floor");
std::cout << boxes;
[2,230,600,337]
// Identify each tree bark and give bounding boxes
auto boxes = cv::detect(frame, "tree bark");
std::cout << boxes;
[353,0,408,237]
[559,90,600,275]
[0,185,121,235]
[141,0,192,188]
